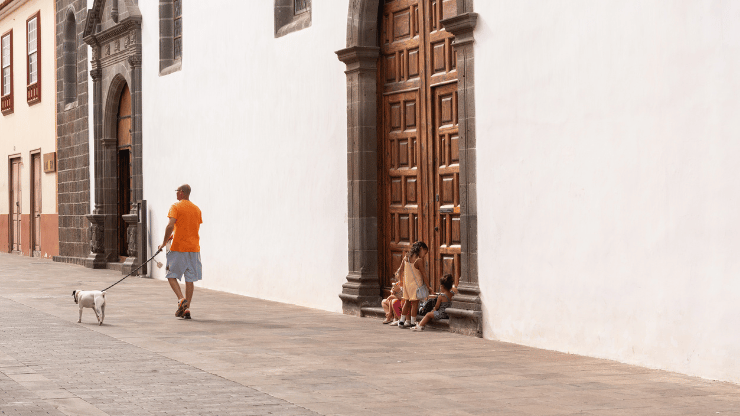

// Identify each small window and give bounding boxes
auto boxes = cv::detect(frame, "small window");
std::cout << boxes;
[275,0,312,38]
[295,0,308,14]
[63,10,77,105]
[26,11,41,105]
[173,0,182,59]
[1,30,12,114]
[159,0,182,75]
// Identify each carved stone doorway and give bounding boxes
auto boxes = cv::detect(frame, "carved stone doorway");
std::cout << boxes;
[83,0,143,273]
[337,0,482,337]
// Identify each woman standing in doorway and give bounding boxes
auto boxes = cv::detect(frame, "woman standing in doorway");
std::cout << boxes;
[396,241,429,328]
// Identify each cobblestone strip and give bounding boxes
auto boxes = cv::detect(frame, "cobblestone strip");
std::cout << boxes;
[0,297,317,416]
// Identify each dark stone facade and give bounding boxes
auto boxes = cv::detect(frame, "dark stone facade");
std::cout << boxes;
[337,0,482,337]
[54,0,91,265]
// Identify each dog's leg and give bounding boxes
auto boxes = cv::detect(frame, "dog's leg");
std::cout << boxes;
[78,306,83,323]
[100,302,105,325]
[93,304,101,324]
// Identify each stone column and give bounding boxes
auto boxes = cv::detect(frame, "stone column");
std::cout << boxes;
[128,53,143,204]
[441,13,482,337]
[85,65,107,269]
[100,137,118,263]
[121,212,139,274]
[335,46,382,316]
[85,215,106,268]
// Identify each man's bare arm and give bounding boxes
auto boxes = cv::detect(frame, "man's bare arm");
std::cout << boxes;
[158,217,177,251]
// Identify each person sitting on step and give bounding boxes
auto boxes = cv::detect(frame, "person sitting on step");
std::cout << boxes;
[412,274,454,331]
[382,272,404,324]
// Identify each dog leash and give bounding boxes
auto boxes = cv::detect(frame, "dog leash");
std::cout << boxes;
[100,247,164,292]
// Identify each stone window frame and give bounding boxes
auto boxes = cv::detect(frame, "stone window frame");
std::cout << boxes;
[1,29,13,115]
[159,0,181,76]
[62,8,77,106]
[274,0,311,38]
[26,11,41,105]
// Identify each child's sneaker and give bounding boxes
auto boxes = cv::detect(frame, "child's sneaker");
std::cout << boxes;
[412,324,424,331]
[403,321,415,328]
[175,298,189,317]
[398,321,407,328]
[389,320,400,326]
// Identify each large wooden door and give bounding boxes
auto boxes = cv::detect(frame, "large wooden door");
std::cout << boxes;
[379,0,459,293]
[116,85,132,258]
[9,158,21,253]
[30,153,41,256]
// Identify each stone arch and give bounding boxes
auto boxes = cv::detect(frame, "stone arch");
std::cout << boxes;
[62,8,77,104]
[102,73,130,142]
[336,0,482,337]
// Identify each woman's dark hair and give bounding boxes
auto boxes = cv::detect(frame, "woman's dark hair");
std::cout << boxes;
[408,241,428,259]
[440,274,454,291]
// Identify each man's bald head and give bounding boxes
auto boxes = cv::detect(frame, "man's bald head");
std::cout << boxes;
[177,184,191,199]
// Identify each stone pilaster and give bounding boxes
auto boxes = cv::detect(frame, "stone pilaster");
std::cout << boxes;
[336,45,382,315]
[121,213,138,274]
[85,213,106,268]
[441,12,482,337]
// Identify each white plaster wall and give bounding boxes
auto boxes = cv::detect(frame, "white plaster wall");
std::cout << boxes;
[140,1,349,312]
[475,1,740,383]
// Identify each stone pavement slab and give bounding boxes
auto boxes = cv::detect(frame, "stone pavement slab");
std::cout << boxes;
[1,253,739,415]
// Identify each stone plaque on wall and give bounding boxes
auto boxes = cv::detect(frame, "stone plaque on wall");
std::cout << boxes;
[43,152,56,173]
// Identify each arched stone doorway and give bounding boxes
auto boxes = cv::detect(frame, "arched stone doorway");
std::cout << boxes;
[337,0,482,336]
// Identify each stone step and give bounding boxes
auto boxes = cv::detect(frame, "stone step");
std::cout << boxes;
[360,306,450,330]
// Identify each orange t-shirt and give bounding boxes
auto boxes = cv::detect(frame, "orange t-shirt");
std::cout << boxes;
[168,200,202,252]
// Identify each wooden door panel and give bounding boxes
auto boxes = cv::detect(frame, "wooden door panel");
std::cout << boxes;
[383,89,422,288]
[380,0,459,293]
[426,0,457,86]
[32,153,41,254]
[10,159,21,252]
[117,85,131,147]
[432,83,461,291]
[381,0,422,93]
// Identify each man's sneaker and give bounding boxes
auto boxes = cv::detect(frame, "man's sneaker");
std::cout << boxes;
[183,310,191,320]
[175,298,189,317]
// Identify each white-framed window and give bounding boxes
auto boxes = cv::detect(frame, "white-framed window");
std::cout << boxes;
[2,32,10,97]
[27,14,38,85]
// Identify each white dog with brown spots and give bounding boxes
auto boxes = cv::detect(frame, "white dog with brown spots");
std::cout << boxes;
[72,290,106,325]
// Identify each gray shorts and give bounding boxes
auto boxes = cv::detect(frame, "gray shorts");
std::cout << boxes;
[166,251,202,282]
[433,309,449,320]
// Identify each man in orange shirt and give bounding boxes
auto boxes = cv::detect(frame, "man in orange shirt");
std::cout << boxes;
[158,184,202,319]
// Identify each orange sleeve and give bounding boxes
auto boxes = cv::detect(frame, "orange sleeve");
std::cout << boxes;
[167,203,178,219]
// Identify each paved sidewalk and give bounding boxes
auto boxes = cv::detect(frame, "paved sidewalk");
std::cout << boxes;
[1,253,739,416]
